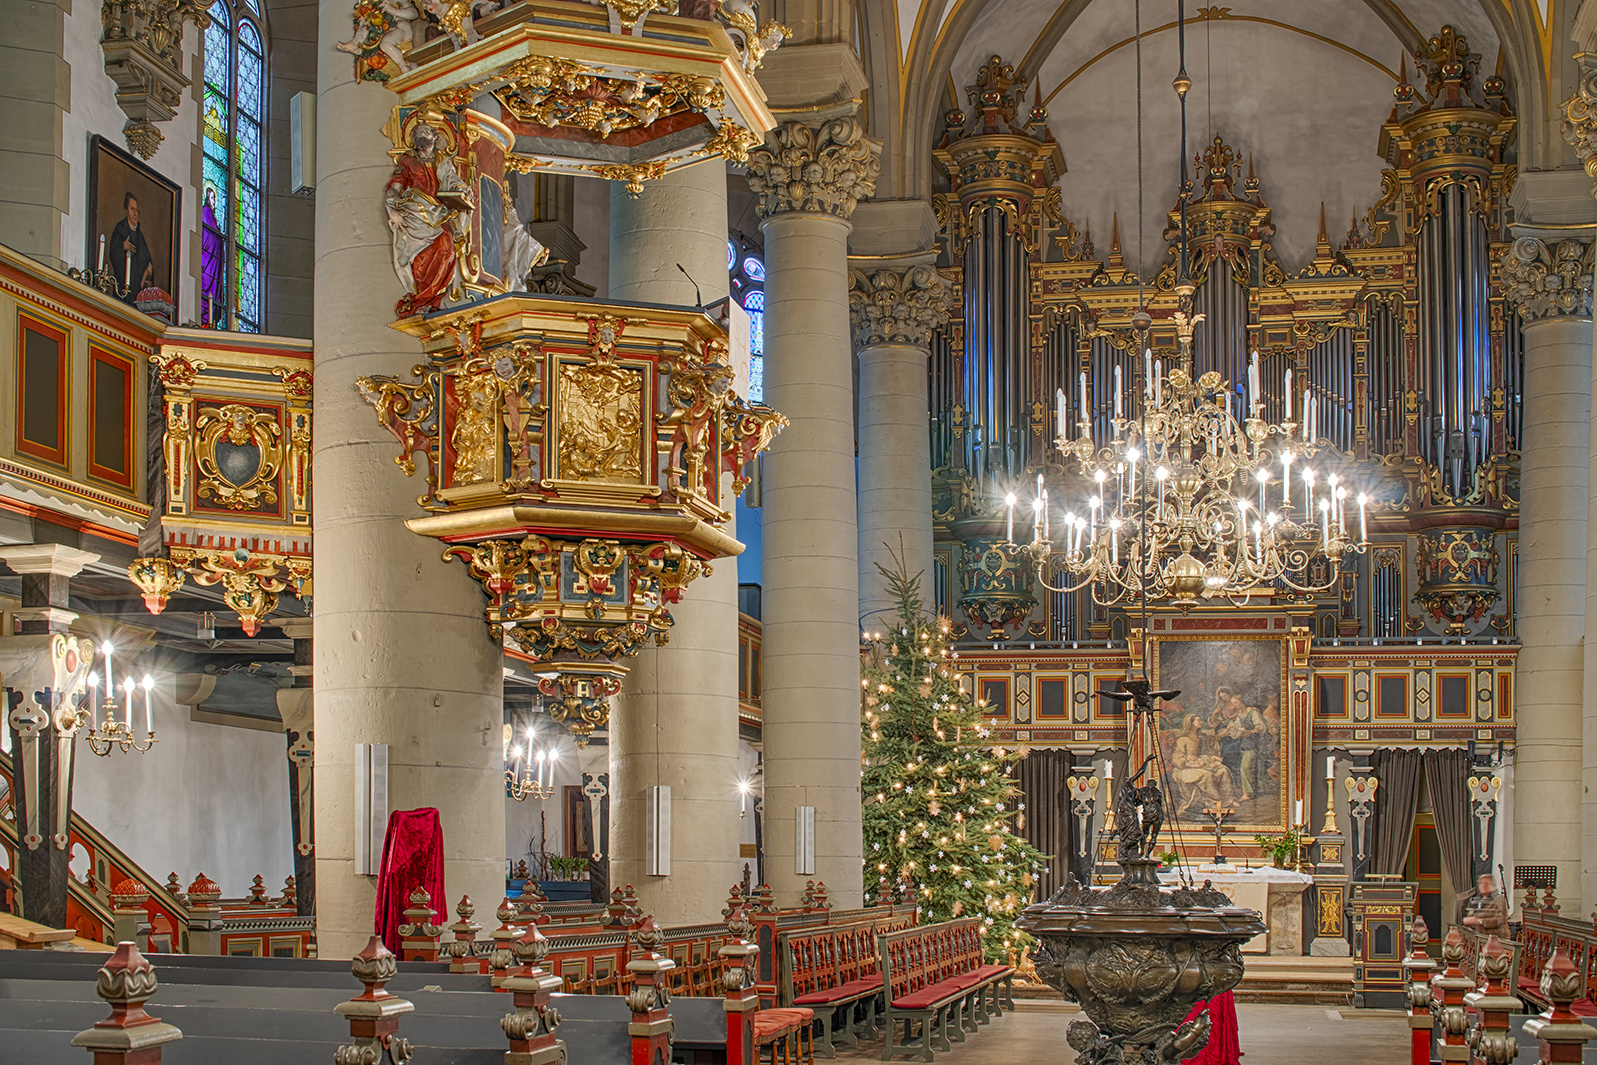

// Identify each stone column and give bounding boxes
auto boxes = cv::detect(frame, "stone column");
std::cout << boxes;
[312,0,505,958]
[276,617,315,918]
[850,261,948,621]
[1562,78,1597,919]
[1500,228,1592,913]
[606,160,742,925]
[747,117,880,906]
[0,0,69,268]
[0,544,97,930]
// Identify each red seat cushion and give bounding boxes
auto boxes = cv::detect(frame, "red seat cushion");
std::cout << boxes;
[752,1017,792,1039]
[894,979,965,1010]
[1571,999,1597,1018]
[793,974,884,1006]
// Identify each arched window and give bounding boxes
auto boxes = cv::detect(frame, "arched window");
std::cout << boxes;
[730,241,764,402]
[202,0,265,332]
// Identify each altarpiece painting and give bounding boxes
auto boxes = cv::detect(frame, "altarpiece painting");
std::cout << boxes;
[1152,636,1288,831]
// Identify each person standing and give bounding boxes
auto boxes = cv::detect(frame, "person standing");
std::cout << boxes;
[1456,872,1509,936]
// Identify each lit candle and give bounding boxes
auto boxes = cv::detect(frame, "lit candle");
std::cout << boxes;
[536,749,546,788]
[1056,388,1066,440]
[1256,468,1268,514]
[1304,467,1315,513]
[1156,466,1168,511]
[1327,473,1340,527]
[1358,492,1368,542]
[1089,496,1099,537]
[1110,519,1119,564]
[545,749,556,790]
[1335,486,1348,533]
[1094,469,1106,512]
[1254,520,1263,565]
[1006,492,1016,543]
[1127,447,1138,500]
[1281,452,1293,506]
[102,640,114,698]
[1302,389,1311,440]
[142,674,153,734]
[122,676,134,729]
[1320,498,1330,547]
[1032,495,1043,544]
[86,673,99,729]
[1285,368,1293,417]
[1042,489,1049,540]
[98,235,107,272]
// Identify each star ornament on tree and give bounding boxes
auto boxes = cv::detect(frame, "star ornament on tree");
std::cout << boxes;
[1098,677,1180,719]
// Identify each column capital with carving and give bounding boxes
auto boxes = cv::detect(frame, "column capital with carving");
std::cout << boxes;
[848,262,952,348]
[746,117,882,221]
[1499,236,1594,321]
[1563,53,1597,197]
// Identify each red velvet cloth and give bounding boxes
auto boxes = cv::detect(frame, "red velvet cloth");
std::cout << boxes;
[374,808,445,955]
[1181,992,1241,1065]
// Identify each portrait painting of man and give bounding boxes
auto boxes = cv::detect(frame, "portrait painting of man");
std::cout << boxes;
[87,136,181,316]
[1153,637,1286,828]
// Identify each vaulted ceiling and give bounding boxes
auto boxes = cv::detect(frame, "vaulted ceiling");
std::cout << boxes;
[852,0,1573,270]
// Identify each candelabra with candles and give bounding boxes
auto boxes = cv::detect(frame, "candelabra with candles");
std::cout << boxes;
[1003,314,1368,607]
[80,641,158,756]
[505,730,559,801]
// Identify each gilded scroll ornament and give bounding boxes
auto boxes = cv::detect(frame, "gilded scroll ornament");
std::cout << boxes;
[357,369,439,480]
[194,404,284,511]
[128,558,187,615]
[848,264,954,348]
[171,547,296,637]
[1563,58,1597,197]
[746,118,882,220]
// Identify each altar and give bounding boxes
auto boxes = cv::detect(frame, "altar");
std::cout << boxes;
[1161,866,1314,955]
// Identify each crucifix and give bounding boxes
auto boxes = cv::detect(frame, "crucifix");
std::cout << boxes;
[1203,801,1237,863]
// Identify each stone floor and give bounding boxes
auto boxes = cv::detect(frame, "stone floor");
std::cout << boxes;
[829,1000,1414,1063]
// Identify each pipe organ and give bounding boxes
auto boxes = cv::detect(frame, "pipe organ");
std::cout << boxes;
[929,29,1521,644]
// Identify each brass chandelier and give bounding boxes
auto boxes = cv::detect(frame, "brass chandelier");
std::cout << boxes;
[1009,319,1368,607]
[999,3,1367,607]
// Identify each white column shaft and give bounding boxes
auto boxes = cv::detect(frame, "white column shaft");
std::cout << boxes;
[857,341,933,619]
[312,0,504,958]
[760,210,862,906]
[607,161,741,924]
[1517,315,1590,912]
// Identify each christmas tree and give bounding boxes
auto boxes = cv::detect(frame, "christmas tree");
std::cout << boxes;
[860,557,1050,959]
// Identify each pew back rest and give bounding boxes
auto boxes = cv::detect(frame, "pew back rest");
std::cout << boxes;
[777,913,917,1005]
[878,918,986,1003]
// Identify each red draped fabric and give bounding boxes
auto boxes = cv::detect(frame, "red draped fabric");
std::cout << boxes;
[1181,991,1242,1065]
[374,808,445,954]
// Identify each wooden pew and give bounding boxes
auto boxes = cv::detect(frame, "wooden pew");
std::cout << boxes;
[878,919,1013,1061]
[1516,891,1597,1018]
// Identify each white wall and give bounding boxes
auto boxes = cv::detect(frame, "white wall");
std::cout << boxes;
[59,7,201,314]
[71,677,293,897]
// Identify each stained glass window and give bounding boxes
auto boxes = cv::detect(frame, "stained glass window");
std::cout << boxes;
[201,1,265,332]
[742,277,764,403]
